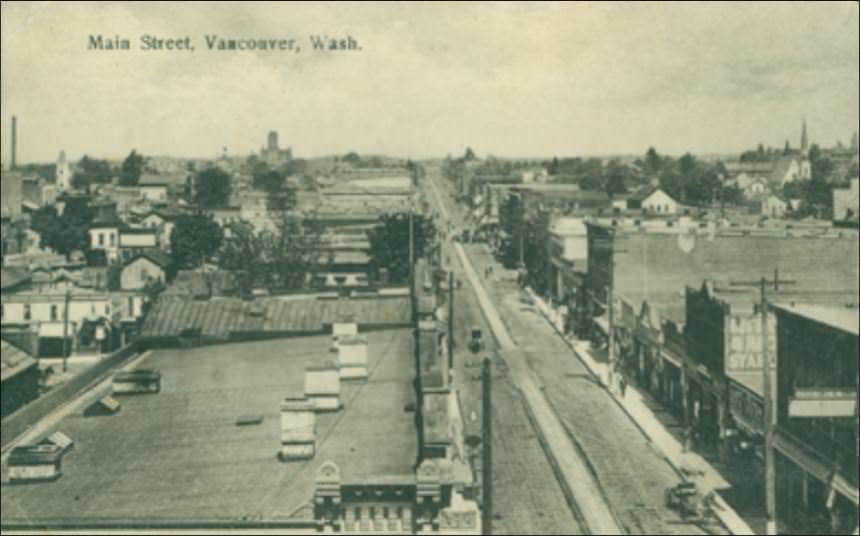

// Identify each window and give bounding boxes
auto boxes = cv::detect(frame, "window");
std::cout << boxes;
[128,297,135,317]
[24,304,31,321]
[0,304,4,320]
[98,233,105,246]
[50,305,59,321]
[109,233,115,247]
[105,303,111,315]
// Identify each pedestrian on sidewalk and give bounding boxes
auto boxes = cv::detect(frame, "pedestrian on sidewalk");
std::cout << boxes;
[619,374,627,399]
[683,426,694,453]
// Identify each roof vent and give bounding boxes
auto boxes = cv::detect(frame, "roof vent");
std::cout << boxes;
[236,414,264,426]
[84,396,121,417]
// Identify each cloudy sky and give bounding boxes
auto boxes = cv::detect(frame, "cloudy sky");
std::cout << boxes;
[1,1,858,163]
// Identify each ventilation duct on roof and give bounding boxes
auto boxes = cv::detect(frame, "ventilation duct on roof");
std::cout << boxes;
[279,397,316,461]
[112,369,161,395]
[8,444,64,483]
[84,396,121,417]
[305,361,341,412]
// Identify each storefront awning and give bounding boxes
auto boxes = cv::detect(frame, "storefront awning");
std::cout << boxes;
[774,428,859,505]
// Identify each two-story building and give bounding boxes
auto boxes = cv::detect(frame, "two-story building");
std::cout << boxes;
[1,282,145,356]
[772,303,858,534]
[548,217,588,334]
[626,186,680,215]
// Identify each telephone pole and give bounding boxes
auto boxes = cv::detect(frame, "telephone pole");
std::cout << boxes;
[448,270,455,371]
[481,357,493,535]
[62,289,71,373]
[759,277,777,536]
[730,271,795,536]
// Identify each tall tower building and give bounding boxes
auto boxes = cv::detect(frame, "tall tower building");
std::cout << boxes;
[56,150,72,191]
[267,131,279,151]
[800,116,809,158]
[10,116,17,170]
[798,117,811,180]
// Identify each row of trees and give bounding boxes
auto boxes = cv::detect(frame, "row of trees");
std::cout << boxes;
[496,194,551,292]
[167,208,436,293]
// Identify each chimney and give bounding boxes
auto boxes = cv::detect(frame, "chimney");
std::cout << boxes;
[337,335,368,380]
[304,360,341,412]
[279,397,316,461]
[10,116,17,170]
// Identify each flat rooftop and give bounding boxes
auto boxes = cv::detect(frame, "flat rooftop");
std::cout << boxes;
[1,329,417,523]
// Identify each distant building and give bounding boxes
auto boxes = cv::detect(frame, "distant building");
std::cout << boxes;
[770,119,813,187]
[55,151,72,192]
[751,194,788,218]
[1,285,144,356]
[138,172,190,200]
[260,130,293,166]
[1,171,24,219]
[21,177,58,210]
[88,218,121,261]
[833,178,859,222]
[741,176,772,199]
[626,186,680,215]
[120,249,171,291]
[548,217,588,320]
[771,303,858,534]
[139,207,185,251]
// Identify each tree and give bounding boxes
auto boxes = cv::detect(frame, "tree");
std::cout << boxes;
[783,140,791,155]
[498,194,523,268]
[119,150,145,186]
[522,210,552,296]
[71,155,113,190]
[604,159,630,197]
[30,202,94,257]
[343,152,361,165]
[367,212,436,284]
[193,167,232,208]
[217,221,262,297]
[644,147,663,177]
[253,168,286,192]
[464,147,477,162]
[170,213,224,269]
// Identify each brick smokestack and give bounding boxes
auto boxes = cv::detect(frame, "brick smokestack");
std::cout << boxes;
[10,116,17,169]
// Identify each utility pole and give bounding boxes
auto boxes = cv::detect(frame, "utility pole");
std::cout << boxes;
[519,195,525,268]
[448,270,454,371]
[409,204,415,278]
[62,289,71,373]
[607,275,616,392]
[730,271,795,536]
[481,357,493,535]
[759,277,777,536]
[593,229,626,392]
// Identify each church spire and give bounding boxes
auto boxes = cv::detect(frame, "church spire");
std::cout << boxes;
[801,116,809,157]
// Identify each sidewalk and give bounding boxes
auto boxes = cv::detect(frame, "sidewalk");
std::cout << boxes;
[523,286,756,536]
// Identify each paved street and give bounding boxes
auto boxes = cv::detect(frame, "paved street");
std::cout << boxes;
[424,166,727,535]
[443,194,586,534]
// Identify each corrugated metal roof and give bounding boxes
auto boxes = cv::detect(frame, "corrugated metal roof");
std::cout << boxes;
[141,296,411,338]
[1,339,37,383]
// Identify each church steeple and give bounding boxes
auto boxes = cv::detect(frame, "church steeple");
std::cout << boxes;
[800,116,809,158]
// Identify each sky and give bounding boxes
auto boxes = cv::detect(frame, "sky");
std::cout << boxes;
[1,1,858,164]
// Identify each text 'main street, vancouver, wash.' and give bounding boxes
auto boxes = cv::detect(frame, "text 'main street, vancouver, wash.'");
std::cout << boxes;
[87,34,361,52]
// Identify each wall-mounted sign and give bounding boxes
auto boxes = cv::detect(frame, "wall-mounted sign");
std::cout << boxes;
[726,312,776,372]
